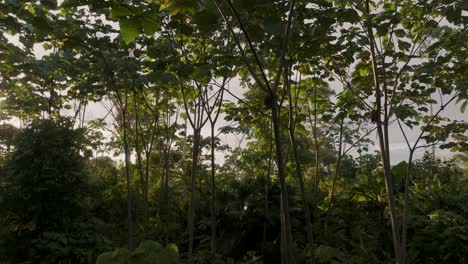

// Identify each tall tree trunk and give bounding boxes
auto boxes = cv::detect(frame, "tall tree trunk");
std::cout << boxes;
[401,150,414,264]
[133,95,148,222]
[366,1,402,260]
[286,64,313,245]
[164,149,170,212]
[160,147,170,225]
[271,98,295,264]
[327,118,345,212]
[290,134,313,245]
[398,93,459,263]
[210,124,216,255]
[122,102,133,250]
[262,139,273,253]
[188,128,201,261]
[159,104,172,227]
[375,117,401,264]
[313,86,320,192]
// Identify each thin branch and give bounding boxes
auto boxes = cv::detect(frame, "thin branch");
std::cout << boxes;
[411,92,459,150]
[215,0,271,93]
[272,0,296,93]
[342,125,377,156]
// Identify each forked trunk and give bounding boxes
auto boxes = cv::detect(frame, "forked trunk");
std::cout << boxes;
[271,98,295,264]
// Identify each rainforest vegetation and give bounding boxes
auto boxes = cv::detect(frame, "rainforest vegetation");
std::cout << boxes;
[0,0,467,263]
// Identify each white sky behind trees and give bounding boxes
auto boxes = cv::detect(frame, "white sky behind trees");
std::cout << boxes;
[2,6,467,165]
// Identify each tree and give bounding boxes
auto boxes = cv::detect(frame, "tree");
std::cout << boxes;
[214,1,299,262]
[0,0,466,263]
[0,118,103,262]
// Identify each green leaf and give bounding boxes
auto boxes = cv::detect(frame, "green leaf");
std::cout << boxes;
[193,10,219,33]
[173,63,194,78]
[460,101,467,113]
[110,4,133,19]
[119,18,141,44]
[356,174,368,185]
[26,3,36,15]
[341,9,360,23]
[43,42,53,50]
[394,29,405,37]
[398,40,411,51]
[140,15,160,36]
[376,23,390,36]
[190,64,212,84]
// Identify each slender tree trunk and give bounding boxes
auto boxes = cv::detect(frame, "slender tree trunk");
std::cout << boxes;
[271,98,295,264]
[122,104,133,250]
[289,131,313,245]
[313,86,320,192]
[160,147,170,223]
[164,149,170,210]
[145,151,152,215]
[366,1,402,260]
[188,128,201,261]
[398,93,459,263]
[137,154,148,223]
[160,105,172,226]
[133,95,148,222]
[376,123,401,264]
[286,66,313,245]
[401,150,414,264]
[262,140,273,253]
[210,124,216,255]
[327,118,344,211]
[159,154,167,211]
[314,146,319,187]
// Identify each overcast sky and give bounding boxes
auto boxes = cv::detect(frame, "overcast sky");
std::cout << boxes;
[3,13,467,165]
[77,77,466,165]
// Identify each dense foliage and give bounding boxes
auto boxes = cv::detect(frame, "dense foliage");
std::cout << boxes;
[0,0,466,263]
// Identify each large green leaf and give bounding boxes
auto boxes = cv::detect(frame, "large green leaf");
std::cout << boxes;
[192,10,219,33]
[460,101,467,113]
[110,4,133,19]
[140,15,160,36]
[119,18,141,44]
[189,64,212,84]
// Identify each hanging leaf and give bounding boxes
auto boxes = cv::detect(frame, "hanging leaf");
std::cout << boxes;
[192,10,219,33]
[339,8,360,23]
[190,64,212,84]
[140,15,160,36]
[461,101,467,113]
[394,29,406,37]
[110,4,133,19]
[119,18,141,44]
[398,40,411,51]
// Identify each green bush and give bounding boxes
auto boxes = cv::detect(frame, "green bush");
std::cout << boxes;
[96,240,179,264]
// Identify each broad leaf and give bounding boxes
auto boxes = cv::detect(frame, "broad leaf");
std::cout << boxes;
[119,18,140,44]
